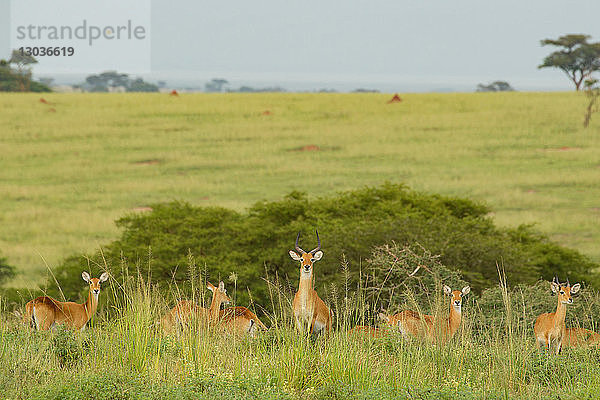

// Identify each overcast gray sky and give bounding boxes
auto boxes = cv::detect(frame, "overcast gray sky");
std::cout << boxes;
[4,0,600,91]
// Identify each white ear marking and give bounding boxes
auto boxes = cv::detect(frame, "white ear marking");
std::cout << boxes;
[289,250,302,261]
[462,286,471,296]
[571,283,581,294]
[99,272,109,282]
[443,285,452,296]
[312,250,323,261]
[218,281,225,291]
[551,281,560,293]
[82,272,91,282]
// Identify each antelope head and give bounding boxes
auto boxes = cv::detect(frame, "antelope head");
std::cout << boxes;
[443,285,470,313]
[207,281,231,307]
[82,271,109,298]
[551,277,580,305]
[289,230,323,276]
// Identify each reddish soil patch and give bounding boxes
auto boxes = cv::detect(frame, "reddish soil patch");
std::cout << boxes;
[170,90,179,96]
[132,206,153,212]
[387,93,402,103]
[544,146,581,152]
[526,189,537,193]
[262,110,272,116]
[48,108,56,112]
[133,159,161,165]
[200,196,210,200]
[292,145,320,152]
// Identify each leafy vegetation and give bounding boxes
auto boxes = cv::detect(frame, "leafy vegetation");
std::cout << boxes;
[0,51,51,92]
[48,185,599,309]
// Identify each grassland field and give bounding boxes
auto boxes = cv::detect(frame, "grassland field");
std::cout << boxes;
[1,92,599,288]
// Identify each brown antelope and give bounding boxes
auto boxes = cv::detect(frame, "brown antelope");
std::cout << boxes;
[562,327,600,348]
[534,278,581,354]
[379,285,470,343]
[348,325,388,338]
[162,281,266,336]
[289,230,331,335]
[24,271,109,331]
[208,281,267,336]
[161,281,231,334]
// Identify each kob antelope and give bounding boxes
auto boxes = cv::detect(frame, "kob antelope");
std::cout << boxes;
[562,327,600,348]
[162,281,266,335]
[24,271,109,331]
[379,285,470,343]
[211,281,267,336]
[289,230,331,334]
[534,278,580,354]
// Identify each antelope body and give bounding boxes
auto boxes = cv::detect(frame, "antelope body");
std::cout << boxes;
[162,281,266,336]
[348,325,388,338]
[562,327,600,348]
[24,272,109,331]
[290,231,331,335]
[379,285,470,343]
[534,279,581,354]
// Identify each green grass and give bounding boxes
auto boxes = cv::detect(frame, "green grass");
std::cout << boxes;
[1,92,599,287]
[3,272,600,400]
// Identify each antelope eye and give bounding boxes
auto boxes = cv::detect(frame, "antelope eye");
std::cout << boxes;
[310,258,315,262]
[560,291,565,295]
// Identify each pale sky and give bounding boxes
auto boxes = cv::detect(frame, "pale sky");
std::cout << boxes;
[2,0,600,91]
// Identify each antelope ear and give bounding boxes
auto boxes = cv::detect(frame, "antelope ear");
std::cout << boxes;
[289,250,302,261]
[207,282,215,293]
[378,313,390,323]
[443,285,452,296]
[218,281,225,292]
[99,272,109,282]
[82,272,91,282]
[312,251,323,261]
[551,281,560,293]
[571,283,581,294]
[462,286,471,296]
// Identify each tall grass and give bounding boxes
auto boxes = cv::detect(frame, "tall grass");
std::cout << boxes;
[2,261,600,399]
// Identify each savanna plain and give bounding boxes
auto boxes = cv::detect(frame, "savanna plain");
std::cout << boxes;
[1,92,600,399]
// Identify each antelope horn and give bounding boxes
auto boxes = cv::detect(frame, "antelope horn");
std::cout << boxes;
[310,229,321,254]
[566,277,570,286]
[295,232,306,254]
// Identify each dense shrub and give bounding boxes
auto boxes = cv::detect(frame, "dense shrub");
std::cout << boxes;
[0,253,16,286]
[52,184,600,309]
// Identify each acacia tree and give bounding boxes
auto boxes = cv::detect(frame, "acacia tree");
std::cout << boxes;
[539,34,600,91]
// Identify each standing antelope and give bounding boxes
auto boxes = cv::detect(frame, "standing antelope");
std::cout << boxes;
[379,285,470,343]
[289,230,331,335]
[534,278,581,354]
[24,271,109,331]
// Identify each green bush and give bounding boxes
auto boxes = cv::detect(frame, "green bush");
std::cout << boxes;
[0,253,16,286]
[51,184,600,309]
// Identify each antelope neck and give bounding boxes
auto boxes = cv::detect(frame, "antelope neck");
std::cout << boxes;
[84,289,99,320]
[554,298,567,327]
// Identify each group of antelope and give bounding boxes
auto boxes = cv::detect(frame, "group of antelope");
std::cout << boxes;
[21,231,600,353]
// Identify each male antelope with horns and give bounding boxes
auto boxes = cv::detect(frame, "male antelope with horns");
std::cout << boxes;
[24,271,109,331]
[289,230,331,335]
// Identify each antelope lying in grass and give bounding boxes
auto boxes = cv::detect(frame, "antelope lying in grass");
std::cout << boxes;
[534,278,580,354]
[562,327,600,348]
[348,325,388,338]
[24,271,109,331]
[379,285,470,343]
[162,281,266,335]
[289,230,331,335]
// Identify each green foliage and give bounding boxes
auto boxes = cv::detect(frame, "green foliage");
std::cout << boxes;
[539,34,600,90]
[82,71,158,92]
[51,325,83,367]
[0,54,51,92]
[0,254,16,286]
[52,185,600,308]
